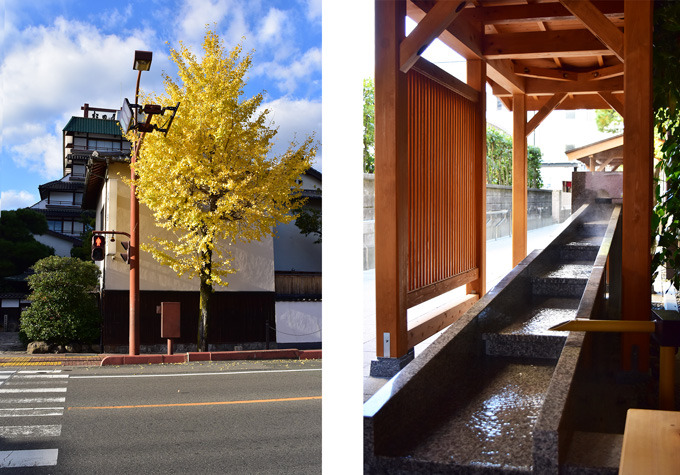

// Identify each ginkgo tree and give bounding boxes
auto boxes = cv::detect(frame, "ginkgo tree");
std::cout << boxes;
[129,29,316,351]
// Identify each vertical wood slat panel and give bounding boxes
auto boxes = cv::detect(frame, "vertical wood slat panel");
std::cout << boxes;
[407,69,477,296]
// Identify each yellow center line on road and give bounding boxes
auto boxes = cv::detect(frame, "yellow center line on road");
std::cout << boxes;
[0,362,62,366]
[68,395,322,410]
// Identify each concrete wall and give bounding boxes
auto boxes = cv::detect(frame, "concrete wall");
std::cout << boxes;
[363,175,572,270]
[364,174,375,270]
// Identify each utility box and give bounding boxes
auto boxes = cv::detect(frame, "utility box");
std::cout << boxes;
[161,302,181,339]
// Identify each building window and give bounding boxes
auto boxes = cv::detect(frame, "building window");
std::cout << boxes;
[565,110,576,119]
[496,98,502,111]
[48,220,61,232]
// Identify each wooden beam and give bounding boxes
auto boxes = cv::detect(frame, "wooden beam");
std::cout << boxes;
[409,1,526,97]
[527,92,568,135]
[400,0,468,72]
[622,0,653,372]
[523,76,623,95]
[599,91,624,116]
[514,63,577,82]
[483,30,613,59]
[485,58,525,95]
[477,1,624,25]
[409,1,483,59]
[375,0,410,359]
[407,268,478,308]
[407,294,478,348]
[466,58,486,297]
[411,58,479,103]
[577,63,624,81]
[596,156,614,171]
[559,0,624,62]
[512,93,527,267]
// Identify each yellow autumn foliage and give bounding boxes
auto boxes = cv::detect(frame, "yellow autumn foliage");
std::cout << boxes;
[127,29,316,288]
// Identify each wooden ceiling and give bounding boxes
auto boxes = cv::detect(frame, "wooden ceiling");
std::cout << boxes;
[407,0,625,111]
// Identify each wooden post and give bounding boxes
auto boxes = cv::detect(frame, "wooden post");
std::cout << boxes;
[375,0,409,359]
[512,93,527,267]
[467,59,486,296]
[622,0,653,371]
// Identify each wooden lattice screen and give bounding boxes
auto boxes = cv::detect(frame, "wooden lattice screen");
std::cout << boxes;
[406,68,479,308]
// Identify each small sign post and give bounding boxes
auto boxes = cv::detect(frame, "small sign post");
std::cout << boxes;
[160,302,181,355]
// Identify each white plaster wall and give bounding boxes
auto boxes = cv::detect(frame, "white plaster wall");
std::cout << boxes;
[275,301,322,344]
[32,234,72,257]
[100,163,275,292]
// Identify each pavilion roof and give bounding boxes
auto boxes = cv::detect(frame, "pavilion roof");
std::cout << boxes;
[407,0,625,111]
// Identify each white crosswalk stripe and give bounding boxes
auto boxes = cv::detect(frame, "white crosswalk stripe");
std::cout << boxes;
[0,397,66,404]
[0,369,68,469]
[0,449,59,468]
[0,425,62,437]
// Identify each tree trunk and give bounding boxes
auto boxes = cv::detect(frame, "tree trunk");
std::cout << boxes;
[197,248,212,352]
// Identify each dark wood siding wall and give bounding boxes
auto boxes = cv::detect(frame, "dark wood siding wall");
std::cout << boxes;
[101,290,275,346]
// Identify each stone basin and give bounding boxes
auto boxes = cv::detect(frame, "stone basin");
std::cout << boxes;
[365,203,622,474]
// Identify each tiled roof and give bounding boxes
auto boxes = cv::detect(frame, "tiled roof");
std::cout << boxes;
[63,117,123,136]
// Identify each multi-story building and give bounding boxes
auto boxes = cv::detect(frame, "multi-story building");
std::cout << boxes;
[76,104,321,352]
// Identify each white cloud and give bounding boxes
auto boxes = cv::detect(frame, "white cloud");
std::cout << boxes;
[0,16,157,176]
[1,190,38,210]
[176,0,242,46]
[1,17,151,135]
[305,0,322,22]
[257,8,288,45]
[254,47,321,95]
[259,97,322,170]
[10,132,61,179]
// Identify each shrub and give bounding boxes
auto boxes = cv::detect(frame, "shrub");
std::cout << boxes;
[20,256,101,345]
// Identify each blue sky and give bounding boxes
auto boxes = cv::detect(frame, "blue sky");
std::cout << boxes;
[0,0,322,210]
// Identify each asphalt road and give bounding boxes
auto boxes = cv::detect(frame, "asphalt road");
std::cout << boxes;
[0,360,321,474]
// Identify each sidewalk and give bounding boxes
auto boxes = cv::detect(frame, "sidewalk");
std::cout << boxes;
[364,223,563,400]
[0,348,322,367]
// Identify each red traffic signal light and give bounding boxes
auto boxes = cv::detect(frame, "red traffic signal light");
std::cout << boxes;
[91,234,105,261]
[120,241,131,264]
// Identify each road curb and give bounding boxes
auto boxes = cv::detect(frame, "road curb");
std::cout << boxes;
[100,349,322,366]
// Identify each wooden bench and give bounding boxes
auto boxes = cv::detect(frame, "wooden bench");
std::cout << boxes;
[619,408,680,474]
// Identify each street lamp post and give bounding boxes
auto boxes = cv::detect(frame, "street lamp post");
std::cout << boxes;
[129,50,153,356]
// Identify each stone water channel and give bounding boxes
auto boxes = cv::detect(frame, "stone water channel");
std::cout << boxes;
[364,203,623,474]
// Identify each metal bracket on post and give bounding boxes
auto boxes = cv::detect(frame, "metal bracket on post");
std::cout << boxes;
[383,333,391,358]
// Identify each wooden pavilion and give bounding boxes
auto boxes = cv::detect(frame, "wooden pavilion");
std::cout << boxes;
[374,0,652,371]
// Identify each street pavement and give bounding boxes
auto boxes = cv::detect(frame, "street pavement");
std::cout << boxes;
[0,360,321,474]
[364,223,563,401]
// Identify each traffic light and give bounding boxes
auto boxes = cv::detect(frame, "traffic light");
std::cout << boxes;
[91,234,105,261]
[120,241,130,264]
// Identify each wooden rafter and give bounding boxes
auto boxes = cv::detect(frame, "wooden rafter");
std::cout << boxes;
[559,0,624,62]
[400,0,468,72]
